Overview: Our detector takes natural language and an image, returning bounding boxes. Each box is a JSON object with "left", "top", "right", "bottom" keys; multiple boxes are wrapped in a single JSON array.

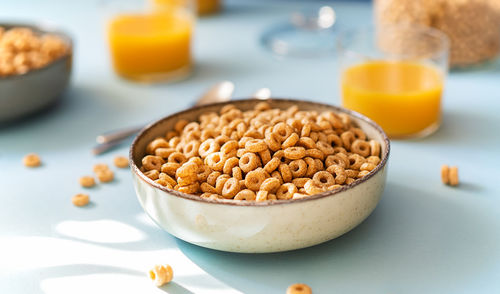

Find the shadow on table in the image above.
[{"left": 177, "top": 182, "right": 499, "bottom": 293}]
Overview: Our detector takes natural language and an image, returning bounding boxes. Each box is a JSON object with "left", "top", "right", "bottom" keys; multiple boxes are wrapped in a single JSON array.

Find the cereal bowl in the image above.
[
  {"left": 0, "top": 22, "right": 72, "bottom": 123},
  {"left": 130, "top": 99, "right": 390, "bottom": 253}
]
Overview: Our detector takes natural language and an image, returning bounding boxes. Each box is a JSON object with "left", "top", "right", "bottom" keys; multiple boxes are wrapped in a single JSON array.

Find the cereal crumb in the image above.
[
  {"left": 96, "top": 169, "right": 114, "bottom": 183},
  {"left": 114, "top": 156, "right": 129, "bottom": 168},
  {"left": 23, "top": 153, "right": 41, "bottom": 167},
  {"left": 93, "top": 163, "right": 109, "bottom": 173},
  {"left": 79, "top": 176, "right": 95, "bottom": 188},
  {"left": 72, "top": 193, "right": 90, "bottom": 207},
  {"left": 441, "top": 164, "right": 459, "bottom": 187},
  {"left": 287, "top": 283, "right": 312, "bottom": 294},
  {"left": 149, "top": 264, "right": 173, "bottom": 287}
]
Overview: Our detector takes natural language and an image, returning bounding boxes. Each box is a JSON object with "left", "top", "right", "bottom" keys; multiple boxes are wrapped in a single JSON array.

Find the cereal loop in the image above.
[
  {"left": 289, "top": 159, "right": 307, "bottom": 178},
  {"left": 205, "top": 152, "right": 225, "bottom": 171},
  {"left": 260, "top": 177, "right": 281, "bottom": 192},
  {"left": 276, "top": 183, "right": 297, "bottom": 200},
  {"left": 222, "top": 178, "right": 240, "bottom": 199},
  {"left": 351, "top": 140, "right": 371, "bottom": 157},
  {"left": 313, "top": 171, "right": 335, "bottom": 186},
  {"left": 142, "top": 155, "right": 165, "bottom": 171},
  {"left": 149, "top": 264, "right": 173, "bottom": 287},
  {"left": 245, "top": 170, "right": 266, "bottom": 191},
  {"left": 168, "top": 152, "right": 187, "bottom": 165},
  {"left": 279, "top": 163, "right": 293, "bottom": 183},
  {"left": 72, "top": 193, "right": 90, "bottom": 207},
  {"left": 239, "top": 152, "right": 261, "bottom": 173},
  {"left": 234, "top": 189, "right": 256, "bottom": 201},
  {"left": 326, "top": 165, "right": 347, "bottom": 184},
  {"left": 245, "top": 139, "right": 267, "bottom": 152},
  {"left": 287, "top": 283, "right": 312, "bottom": 294},
  {"left": 23, "top": 153, "right": 41, "bottom": 167},
  {"left": 284, "top": 147, "right": 306, "bottom": 160}
]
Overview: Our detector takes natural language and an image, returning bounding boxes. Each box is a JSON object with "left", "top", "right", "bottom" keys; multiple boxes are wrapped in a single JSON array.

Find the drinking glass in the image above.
[{"left": 339, "top": 25, "right": 449, "bottom": 139}]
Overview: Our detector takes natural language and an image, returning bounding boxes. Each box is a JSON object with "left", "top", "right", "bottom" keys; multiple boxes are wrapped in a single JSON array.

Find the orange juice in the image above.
[
  {"left": 108, "top": 11, "right": 193, "bottom": 82},
  {"left": 341, "top": 61, "right": 443, "bottom": 138}
]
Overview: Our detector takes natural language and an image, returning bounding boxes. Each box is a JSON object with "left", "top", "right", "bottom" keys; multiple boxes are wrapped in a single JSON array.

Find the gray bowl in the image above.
[{"left": 0, "top": 23, "right": 72, "bottom": 123}]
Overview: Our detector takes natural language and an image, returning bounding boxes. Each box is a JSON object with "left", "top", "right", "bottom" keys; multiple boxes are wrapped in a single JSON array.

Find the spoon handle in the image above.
[{"left": 96, "top": 125, "right": 144, "bottom": 144}]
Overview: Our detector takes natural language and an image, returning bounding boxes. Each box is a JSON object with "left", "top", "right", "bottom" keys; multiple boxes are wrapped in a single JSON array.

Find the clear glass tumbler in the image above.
[
  {"left": 338, "top": 25, "right": 449, "bottom": 139},
  {"left": 105, "top": 0, "right": 195, "bottom": 83}
]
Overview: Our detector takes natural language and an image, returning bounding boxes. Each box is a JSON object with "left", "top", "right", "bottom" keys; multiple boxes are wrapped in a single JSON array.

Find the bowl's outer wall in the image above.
[
  {"left": 0, "top": 23, "right": 72, "bottom": 123},
  {"left": 133, "top": 166, "right": 386, "bottom": 253},
  {"left": 131, "top": 99, "right": 390, "bottom": 253}
]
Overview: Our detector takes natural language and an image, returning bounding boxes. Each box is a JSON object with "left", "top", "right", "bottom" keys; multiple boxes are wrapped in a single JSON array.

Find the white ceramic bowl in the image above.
[{"left": 130, "top": 99, "right": 390, "bottom": 253}]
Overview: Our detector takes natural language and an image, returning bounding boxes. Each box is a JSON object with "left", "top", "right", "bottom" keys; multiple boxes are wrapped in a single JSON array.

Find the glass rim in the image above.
[{"left": 337, "top": 24, "right": 450, "bottom": 61}]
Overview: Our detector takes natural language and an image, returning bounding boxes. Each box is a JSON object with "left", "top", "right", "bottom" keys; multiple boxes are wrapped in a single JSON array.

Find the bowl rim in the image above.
[
  {"left": 0, "top": 21, "right": 73, "bottom": 81},
  {"left": 129, "top": 98, "right": 390, "bottom": 207}
]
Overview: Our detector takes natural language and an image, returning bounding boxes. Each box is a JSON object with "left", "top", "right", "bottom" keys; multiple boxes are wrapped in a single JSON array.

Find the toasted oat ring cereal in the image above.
[
  {"left": 276, "top": 183, "right": 298, "bottom": 200},
  {"left": 304, "top": 179, "right": 326, "bottom": 195},
  {"left": 279, "top": 163, "right": 293, "bottom": 183},
  {"left": 113, "top": 156, "right": 129, "bottom": 168},
  {"left": 326, "top": 165, "right": 347, "bottom": 184},
  {"left": 245, "top": 139, "right": 267, "bottom": 153},
  {"left": 79, "top": 176, "right": 95, "bottom": 188},
  {"left": 284, "top": 147, "right": 306, "bottom": 160},
  {"left": 149, "top": 264, "right": 173, "bottom": 287},
  {"left": 312, "top": 171, "right": 335, "bottom": 187},
  {"left": 245, "top": 169, "right": 266, "bottom": 191},
  {"left": 351, "top": 139, "right": 371, "bottom": 157},
  {"left": 142, "top": 155, "right": 165, "bottom": 171},
  {"left": 198, "top": 139, "right": 220, "bottom": 158},
  {"left": 289, "top": 159, "right": 307, "bottom": 178},
  {"left": 139, "top": 102, "right": 383, "bottom": 201},
  {"left": 287, "top": 283, "right": 312, "bottom": 294},
  {"left": 239, "top": 152, "right": 261, "bottom": 173},
  {"left": 72, "top": 193, "right": 90, "bottom": 207},
  {"left": 255, "top": 190, "right": 269, "bottom": 202},
  {"left": 222, "top": 177, "right": 240, "bottom": 198},
  {"left": 260, "top": 177, "right": 281, "bottom": 193},
  {"left": 96, "top": 169, "right": 114, "bottom": 183},
  {"left": 234, "top": 189, "right": 256, "bottom": 200},
  {"left": 325, "top": 153, "right": 349, "bottom": 169},
  {"left": 23, "top": 153, "right": 41, "bottom": 167}
]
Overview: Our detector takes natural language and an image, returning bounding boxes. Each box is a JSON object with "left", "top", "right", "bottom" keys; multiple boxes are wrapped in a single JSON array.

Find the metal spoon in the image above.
[{"left": 92, "top": 81, "right": 235, "bottom": 155}]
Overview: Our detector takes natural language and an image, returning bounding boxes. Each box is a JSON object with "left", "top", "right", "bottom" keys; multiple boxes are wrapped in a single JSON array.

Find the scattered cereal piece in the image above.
[
  {"left": 72, "top": 193, "right": 90, "bottom": 207},
  {"left": 93, "top": 163, "right": 109, "bottom": 173},
  {"left": 441, "top": 164, "right": 459, "bottom": 187},
  {"left": 79, "top": 176, "right": 95, "bottom": 188},
  {"left": 23, "top": 153, "right": 41, "bottom": 167},
  {"left": 149, "top": 264, "right": 173, "bottom": 287},
  {"left": 114, "top": 156, "right": 129, "bottom": 168},
  {"left": 287, "top": 283, "right": 312, "bottom": 294},
  {"left": 96, "top": 169, "right": 114, "bottom": 183}
]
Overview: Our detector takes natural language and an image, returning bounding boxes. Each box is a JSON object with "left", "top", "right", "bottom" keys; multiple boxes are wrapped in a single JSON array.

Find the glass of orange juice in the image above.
[
  {"left": 105, "top": 0, "right": 195, "bottom": 83},
  {"left": 339, "top": 25, "right": 450, "bottom": 139}
]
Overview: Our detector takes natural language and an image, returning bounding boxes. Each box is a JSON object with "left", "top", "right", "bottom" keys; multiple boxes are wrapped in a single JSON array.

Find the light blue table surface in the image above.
[{"left": 1, "top": 0, "right": 500, "bottom": 293}]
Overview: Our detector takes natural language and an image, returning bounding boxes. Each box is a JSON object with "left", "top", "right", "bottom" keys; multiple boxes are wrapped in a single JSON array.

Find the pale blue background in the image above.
[{"left": 1, "top": 0, "right": 500, "bottom": 293}]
